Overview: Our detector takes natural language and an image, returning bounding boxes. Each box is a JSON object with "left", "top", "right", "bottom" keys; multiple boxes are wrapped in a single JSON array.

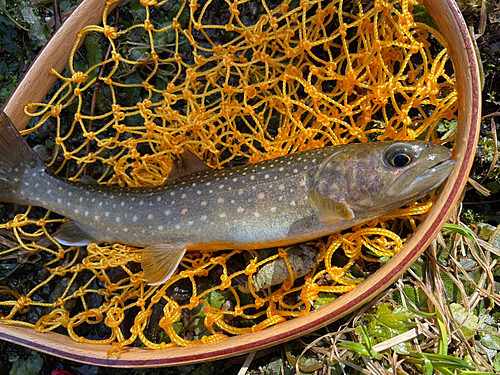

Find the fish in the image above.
[{"left": 0, "top": 111, "right": 456, "bottom": 285}]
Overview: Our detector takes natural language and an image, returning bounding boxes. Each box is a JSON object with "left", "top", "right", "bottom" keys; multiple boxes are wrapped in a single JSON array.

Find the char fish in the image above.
[{"left": 0, "top": 112, "right": 455, "bottom": 285}]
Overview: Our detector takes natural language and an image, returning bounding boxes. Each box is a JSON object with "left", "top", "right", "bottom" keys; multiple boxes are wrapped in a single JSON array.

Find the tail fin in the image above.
[{"left": 0, "top": 111, "right": 45, "bottom": 203}]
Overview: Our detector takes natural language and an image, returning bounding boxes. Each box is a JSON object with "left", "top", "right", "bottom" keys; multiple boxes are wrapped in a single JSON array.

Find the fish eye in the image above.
[{"left": 388, "top": 151, "right": 412, "bottom": 168}]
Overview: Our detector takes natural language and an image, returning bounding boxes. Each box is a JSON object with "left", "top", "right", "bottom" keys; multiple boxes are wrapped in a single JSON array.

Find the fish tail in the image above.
[{"left": 0, "top": 111, "right": 45, "bottom": 204}]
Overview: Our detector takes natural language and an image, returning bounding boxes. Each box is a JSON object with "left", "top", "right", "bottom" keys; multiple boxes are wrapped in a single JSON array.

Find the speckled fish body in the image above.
[{"left": 0, "top": 112, "right": 456, "bottom": 284}]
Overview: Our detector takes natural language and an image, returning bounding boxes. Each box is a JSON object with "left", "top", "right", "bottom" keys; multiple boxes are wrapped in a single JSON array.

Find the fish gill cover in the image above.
[{"left": 0, "top": 0, "right": 457, "bottom": 355}]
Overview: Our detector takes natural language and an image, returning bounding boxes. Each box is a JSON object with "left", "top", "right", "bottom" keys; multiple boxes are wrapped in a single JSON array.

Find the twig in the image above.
[
  {"left": 53, "top": 0, "right": 62, "bottom": 30},
  {"left": 237, "top": 351, "right": 257, "bottom": 375}
]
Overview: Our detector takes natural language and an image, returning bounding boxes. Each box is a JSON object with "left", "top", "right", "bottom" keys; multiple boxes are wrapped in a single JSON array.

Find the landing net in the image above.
[{"left": 0, "top": 0, "right": 457, "bottom": 355}]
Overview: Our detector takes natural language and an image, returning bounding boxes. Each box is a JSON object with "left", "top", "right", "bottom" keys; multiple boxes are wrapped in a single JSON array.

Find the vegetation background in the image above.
[{"left": 0, "top": 0, "right": 500, "bottom": 374}]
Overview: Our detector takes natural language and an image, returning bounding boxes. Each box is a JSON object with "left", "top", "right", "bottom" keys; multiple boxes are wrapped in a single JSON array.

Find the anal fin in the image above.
[
  {"left": 141, "top": 244, "right": 186, "bottom": 285},
  {"left": 53, "top": 221, "right": 98, "bottom": 246}
]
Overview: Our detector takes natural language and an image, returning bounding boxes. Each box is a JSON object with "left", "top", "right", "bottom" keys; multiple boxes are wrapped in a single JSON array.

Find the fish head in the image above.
[{"left": 313, "top": 141, "right": 456, "bottom": 217}]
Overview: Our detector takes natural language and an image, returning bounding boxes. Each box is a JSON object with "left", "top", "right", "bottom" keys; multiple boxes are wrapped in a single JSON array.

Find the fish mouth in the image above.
[
  {"left": 414, "top": 159, "right": 456, "bottom": 186},
  {"left": 402, "top": 158, "right": 456, "bottom": 199}
]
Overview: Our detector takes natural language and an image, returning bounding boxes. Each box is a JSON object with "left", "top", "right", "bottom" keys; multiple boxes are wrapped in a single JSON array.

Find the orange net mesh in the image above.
[{"left": 0, "top": 0, "right": 456, "bottom": 355}]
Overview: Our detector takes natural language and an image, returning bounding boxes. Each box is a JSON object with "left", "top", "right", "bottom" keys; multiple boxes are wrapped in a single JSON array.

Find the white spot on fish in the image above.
[
  {"left": 140, "top": 200, "right": 144, "bottom": 205},
  {"left": 197, "top": 190, "right": 202, "bottom": 195},
  {"left": 219, "top": 184, "right": 224, "bottom": 189},
  {"left": 264, "top": 174, "right": 269, "bottom": 179},
  {"left": 164, "top": 210, "right": 171, "bottom": 216},
  {"left": 293, "top": 169, "right": 298, "bottom": 173},
  {"left": 148, "top": 214, "right": 154, "bottom": 219},
  {"left": 270, "top": 207, "right": 277, "bottom": 212},
  {"left": 35, "top": 183, "right": 39, "bottom": 188},
  {"left": 237, "top": 207, "right": 244, "bottom": 213},
  {"left": 158, "top": 225, "right": 164, "bottom": 230},
  {"left": 278, "top": 196, "right": 283, "bottom": 201},
  {"left": 105, "top": 212, "right": 110, "bottom": 217},
  {"left": 254, "top": 212, "right": 260, "bottom": 218},
  {"left": 157, "top": 197, "right": 162, "bottom": 202},
  {"left": 175, "top": 224, "right": 180, "bottom": 230},
  {"left": 133, "top": 215, "right": 138, "bottom": 222},
  {"left": 123, "top": 228, "right": 128, "bottom": 232},
  {"left": 233, "top": 177, "right": 238, "bottom": 182},
  {"left": 290, "top": 201, "right": 296, "bottom": 206},
  {"left": 94, "top": 215, "right": 99, "bottom": 220},
  {"left": 121, "top": 201, "right": 125, "bottom": 206},
  {"left": 58, "top": 187, "right": 62, "bottom": 191},
  {"left": 24, "top": 182, "right": 30, "bottom": 187},
  {"left": 47, "top": 189, "right": 51, "bottom": 194},
  {"left": 182, "top": 193, "right": 187, "bottom": 199},
  {"left": 279, "top": 184, "right": 285, "bottom": 190},
  {"left": 75, "top": 209, "right": 79, "bottom": 213},
  {"left": 206, "top": 182, "right": 211, "bottom": 186},
  {"left": 99, "top": 202, "right": 103, "bottom": 207},
  {"left": 300, "top": 179, "right": 306, "bottom": 187},
  {"left": 170, "top": 191, "right": 175, "bottom": 196},
  {"left": 250, "top": 176, "right": 255, "bottom": 181},
  {"left": 201, "top": 215, "right": 207, "bottom": 220},
  {"left": 116, "top": 217, "right": 121, "bottom": 222},
  {"left": 219, "top": 213, "right": 226, "bottom": 218},
  {"left": 238, "top": 189, "right": 244, "bottom": 195},
  {"left": 188, "top": 221, "right": 194, "bottom": 225},
  {"left": 85, "top": 211, "right": 89, "bottom": 216}
]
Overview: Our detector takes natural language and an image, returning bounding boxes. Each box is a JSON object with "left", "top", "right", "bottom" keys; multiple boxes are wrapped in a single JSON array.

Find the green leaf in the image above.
[
  {"left": 443, "top": 223, "right": 478, "bottom": 241},
  {"left": 9, "top": 351, "right": 44, "bottom": 375},
  {"left": 363, "top": 303, "right": 416, "bottom": 340},
  {"left": 204, "top": 289, "right": 232, "bottom": 310},
  {"left": 337, "top": 342, "right": 371, "bottom": 356},
  {"left": 450, "top": 303, "right": 479, "bottom": 340},
  {"left": 19, "top": 1, "right": 49, "bottom": 48},
  {"left": 313, "top": 292, "right": 337, "bottom": 308},
  {"left": 83, "top": 33, "right": 103, "bottom": 80},
  {"left": 407, "top": 307, "right": 435, "bottom": 319},
  {"left": 408, "top": 351, "right": 474, "bottom": 370},
  {"left": 479, "top": 313, "right": 500, "bottom": 350}
]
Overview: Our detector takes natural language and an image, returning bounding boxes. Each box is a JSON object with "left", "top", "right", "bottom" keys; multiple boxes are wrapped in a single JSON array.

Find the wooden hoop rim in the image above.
[{"left": 1, "top": 0, "right": 481, "bottom": 368}]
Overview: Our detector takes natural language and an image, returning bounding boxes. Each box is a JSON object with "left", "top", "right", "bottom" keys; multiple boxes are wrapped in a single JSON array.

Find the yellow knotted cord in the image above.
[{"left": 0, "top": 0, "right": 456, "bottom": 355}]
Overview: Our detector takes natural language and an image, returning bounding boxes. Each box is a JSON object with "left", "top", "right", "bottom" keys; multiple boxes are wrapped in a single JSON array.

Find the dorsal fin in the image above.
[{"left": 166, "top": 148, "right": 212, "bottom": 182}]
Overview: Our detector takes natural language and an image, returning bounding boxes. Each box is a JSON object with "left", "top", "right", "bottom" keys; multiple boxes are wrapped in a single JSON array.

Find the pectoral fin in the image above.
[
  {"left": 141, "top": 244, "right": 187, "bottom": 285},
  {"left": 307, "top": 189, "right": 354, "bottom": 223},
  {"left": 53, "top": 221, "right": 98, "bottom": 246}
]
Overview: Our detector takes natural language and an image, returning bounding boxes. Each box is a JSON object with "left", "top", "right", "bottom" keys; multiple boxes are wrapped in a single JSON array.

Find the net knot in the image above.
[
  {"left": 50, "top": 104, "right": 63, "bottom": 117},
  {"left": 71, "top": 71, "right": 88, "bottom": 83},
  {"left": 104, "top": 26, "right": 117, "bottom": 39},
  {"left": 105, "top": 307, "right": 125, "bottom": 328}
]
